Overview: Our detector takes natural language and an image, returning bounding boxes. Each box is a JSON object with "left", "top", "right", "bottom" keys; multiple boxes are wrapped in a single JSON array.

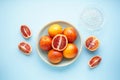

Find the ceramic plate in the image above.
[{"left": 37, "top": 21, "right": 82, "bottom": 67}]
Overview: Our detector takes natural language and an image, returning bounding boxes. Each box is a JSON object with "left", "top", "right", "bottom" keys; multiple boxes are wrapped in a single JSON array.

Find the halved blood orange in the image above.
[
  {"left": 85, "top": 36, "right": 100, "bottom": 51},
  {"left": 88, "top": 55, "right": 102, "bottom": 68},
  {"left": 20, "top": 25, "right": 32, "bottom": 39},
  {"left": 18, "top": 42, "right": 32, "bottom": 55},
  {"left": 52, "top": 34, "right": 68, "bottom": 51}
]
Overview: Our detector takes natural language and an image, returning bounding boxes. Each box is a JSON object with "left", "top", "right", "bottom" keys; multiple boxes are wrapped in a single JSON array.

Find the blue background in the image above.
[{"left": 0, "top": 0, "right": 120, "bottom": 80}]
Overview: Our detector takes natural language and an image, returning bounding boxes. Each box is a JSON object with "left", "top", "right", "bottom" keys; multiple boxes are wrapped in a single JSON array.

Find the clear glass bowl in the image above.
[{"left": 80, "top": 7, "right": 104, "bottom": 31}]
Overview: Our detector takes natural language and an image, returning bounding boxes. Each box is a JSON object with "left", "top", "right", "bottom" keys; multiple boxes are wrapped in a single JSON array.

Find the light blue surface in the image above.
[{"left": 0, "top": 0, "right": 120, "bottom": 80}]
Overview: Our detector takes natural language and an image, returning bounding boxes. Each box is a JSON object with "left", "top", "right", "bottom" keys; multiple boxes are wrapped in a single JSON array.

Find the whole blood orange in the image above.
[
  {"left": 52, "top": 34, "right": 68, "bottom": 51},
  {"left": 39, "top": 35, "right": 52, "bottom": 51},
  {"left": 48, "top": 24, "right": 63, "bottom": 37},
  {"left": 48, "top": 49, "right": 63, "bottom": 64},
  {"left": 63, "top": 27, "right": 77, "bottom": 43},
  {"left": 85, "top": 36, "right": 100, "bottom": 51},
  {"left": 63, "top": 43, "right": 78, "bottom": 59}
]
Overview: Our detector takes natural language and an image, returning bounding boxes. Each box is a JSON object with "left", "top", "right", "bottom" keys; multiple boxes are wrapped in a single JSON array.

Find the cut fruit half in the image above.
[
  {"left": 88, "top": 55, "right": 102, "bottom": 68},
  {"left": 85, "top": 36, "right": 100, "bottom": 51},
  {"left": 20, "top": 25, "right": 32, "bottom": 39},
  {"left": 18, "top": 41, "right": 32, "bottom": 55},
  {"left": 52, "top": 34, "right": 68, "bottom": 51}
]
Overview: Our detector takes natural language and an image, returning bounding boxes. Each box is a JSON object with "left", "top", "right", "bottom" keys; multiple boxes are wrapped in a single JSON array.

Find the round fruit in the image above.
[
  {"left": 63, "top": 43, "right": 78, "bottom": 59},
  {"left": 88, "top": 56, "right": 102, "bottom": 68},
  {"left": 52, "top": 34, "right": 68, "bottom": 51},
  {"left": 63, "top": 27, "right": 77, "bottom": 43},
  {"left": 48, "top": 24, "right": 63, "bottom": 37},
  {"left": 18, "top": 41, "right": 32, "bottom": 55},
  {"left": 20, "top": 25, "right": 32, "bottom": 39},
  {"left": 39, "top": 35, "right": 52, "bottom": 51},
  {"left": 85, "top": 36, "right": 100, "bottom": 51},
  {"left": 48, "top": 49, "right": 63, "bottom": 64}
]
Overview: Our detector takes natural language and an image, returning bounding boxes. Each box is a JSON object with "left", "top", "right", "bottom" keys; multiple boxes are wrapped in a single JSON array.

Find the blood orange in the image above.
[
  {"left": 63, "top": 27, "right": 77, "bottom": 43},
  {"left": 48, "top": 24, "right": 63, "bottom": 37},
  {"left": 39, "top": 35, "right": 52, "bottom": 51},
  {"left": 52, "top": 34, "right": 68, "bottom": 51},
  {"left": 88, "top": 55, "right": 102, "bottom": 68},
  {"left": 63, "top": 43, "right": 78, "bottom": 59},
  {"left": 48, "top": 49, "right": 63, "bottom": 64},
  {"left": 85, "top": 36, "right": 100, "bottom": 51},
  {"left": 20, "top": 25, "right": 32, "bottom": 39},
  {"left": 18, "top": 42, "right": 32, "bottom": 55}
]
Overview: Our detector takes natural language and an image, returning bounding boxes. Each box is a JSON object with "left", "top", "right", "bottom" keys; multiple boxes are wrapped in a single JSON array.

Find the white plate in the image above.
[{"left": 37, "top": 21, "right": 82, "bottom": 67}]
